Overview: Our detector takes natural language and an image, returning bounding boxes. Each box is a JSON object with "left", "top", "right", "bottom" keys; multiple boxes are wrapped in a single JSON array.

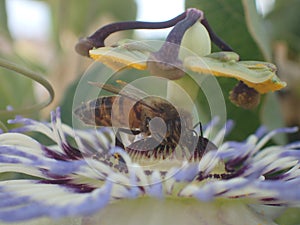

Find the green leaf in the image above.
[
  {"left": 261, "top": 92, "right": 286, "bottom": 145},
  {"left": 266, "top": 0, "right": 300, "bottom": 54},
  {"left": 242, "top": 0, "right": 272, "bottom": 61},
  {"left": 59, "top": 79, "right": 79, "bottom": 126},
  {"left": 0, "top": 0, "right": 12, "bottom": 39},
  {"left": 276, "top": 208, "right": 300, "bottom": 225}
]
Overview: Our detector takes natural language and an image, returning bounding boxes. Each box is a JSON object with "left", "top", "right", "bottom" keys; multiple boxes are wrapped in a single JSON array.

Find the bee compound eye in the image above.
[{"left": 148, "top": 117, "right": 167, "bottom": 140}]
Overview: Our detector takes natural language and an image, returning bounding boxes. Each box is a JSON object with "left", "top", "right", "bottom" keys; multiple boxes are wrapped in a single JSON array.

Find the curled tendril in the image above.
[{"left": 0, "top": 58, "right": 55, "bottom": 117}]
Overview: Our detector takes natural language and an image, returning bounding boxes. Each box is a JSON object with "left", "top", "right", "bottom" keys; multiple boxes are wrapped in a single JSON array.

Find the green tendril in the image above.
[{"left": 0, "top": 58, "right": 55, "bottom": 116}]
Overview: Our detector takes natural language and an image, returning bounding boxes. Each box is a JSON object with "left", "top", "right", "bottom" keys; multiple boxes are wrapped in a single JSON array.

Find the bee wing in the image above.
[
  {"left": 88, "top": 81, "right": 159, "bottom": 112},
  {"left": 88, "top": 80, "right": 148, "bottom": 100},
  {"left": 126, "top": 137, "right": 160, "bottom": 151},
  {"left": 126, "top": 137, "right": 163, "bottom": 156},
  {"left": 116, "top": 80, "right": 150, "bottom": 99}
]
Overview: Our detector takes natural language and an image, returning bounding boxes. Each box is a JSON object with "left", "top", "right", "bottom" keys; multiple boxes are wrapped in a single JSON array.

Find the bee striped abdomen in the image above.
[
  {"left": 74, "top": 96, "right": 116, "bottom": 126},
  {"left": 74, "top": 96, "right": 144, "bottom": 129}
]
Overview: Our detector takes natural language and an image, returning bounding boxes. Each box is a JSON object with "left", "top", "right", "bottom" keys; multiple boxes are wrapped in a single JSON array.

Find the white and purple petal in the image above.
[{"left": 0, "top": 180, "right": 112, "bottom": 222}]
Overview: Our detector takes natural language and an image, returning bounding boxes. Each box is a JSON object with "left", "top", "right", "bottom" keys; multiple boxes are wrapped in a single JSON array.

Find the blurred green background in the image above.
[{"left": 0, "top": 1, "right": 300, "bottom": 223}]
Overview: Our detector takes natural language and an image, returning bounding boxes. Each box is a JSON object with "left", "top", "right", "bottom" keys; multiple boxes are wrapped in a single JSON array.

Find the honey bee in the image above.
[{"left": 74, "top": 80, "right": 217, "bottom": 160}]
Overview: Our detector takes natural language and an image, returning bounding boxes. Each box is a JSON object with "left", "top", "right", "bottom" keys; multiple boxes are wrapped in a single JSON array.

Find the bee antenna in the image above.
[
  {"left": 193, "top": 122, "right": 199, "bottom": 129},
  {"left": 200, "top": 122, "right": 203, "bottom": 138},
  {"left": 192, "top": 121, "right": 204, "bottom": 137}
]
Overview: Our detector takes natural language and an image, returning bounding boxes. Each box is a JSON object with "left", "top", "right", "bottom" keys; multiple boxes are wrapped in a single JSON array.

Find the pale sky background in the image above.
[{"left": 6, "top": 0, "right": 274, "bottom": 40}]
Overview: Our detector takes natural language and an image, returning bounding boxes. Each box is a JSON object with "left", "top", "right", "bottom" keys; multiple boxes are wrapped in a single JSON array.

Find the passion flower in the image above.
[{"left": 0, "top": 108, "right": 300, "bottom": 225}]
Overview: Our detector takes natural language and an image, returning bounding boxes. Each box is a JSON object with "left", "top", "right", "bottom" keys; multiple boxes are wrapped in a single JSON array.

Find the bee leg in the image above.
[
  {"left": 115, "top": 130, "right": 125, "bottom": 150},
  {"left": 115, "top": 128, "right": 141, "bottom": 149},
  {"left": 117, "top": 127, "right": 141, "bottom": 135},
  {"left": 113, "top": 130, "right": 129, "bottom": 171}
]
